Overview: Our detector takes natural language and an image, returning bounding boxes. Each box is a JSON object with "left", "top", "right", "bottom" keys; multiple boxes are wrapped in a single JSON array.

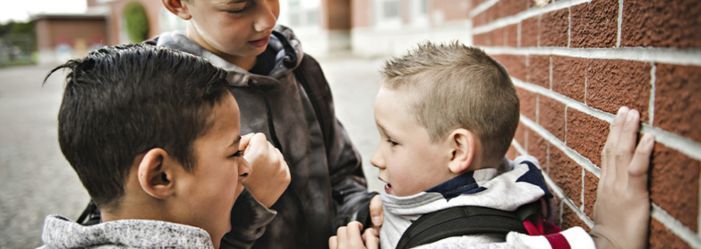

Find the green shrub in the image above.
[{"left": 123, "top": 2, "right": 150, "bottom": 43}]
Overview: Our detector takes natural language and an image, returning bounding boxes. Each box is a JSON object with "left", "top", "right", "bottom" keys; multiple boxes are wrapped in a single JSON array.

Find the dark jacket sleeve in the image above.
[
  {"left": 295, "top": 54, "right": 377, "bottom": 229},
  {"left": 329, "top": 119, "right": 378, "bottom": 229},
  {"left": 220, "top": 190, "right": 277, "bottom": 249}
]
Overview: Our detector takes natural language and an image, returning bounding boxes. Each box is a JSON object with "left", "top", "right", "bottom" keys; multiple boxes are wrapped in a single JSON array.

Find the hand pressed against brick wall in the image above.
[{"left": 473, "top": 0, "right": 701, "bottom": 247}]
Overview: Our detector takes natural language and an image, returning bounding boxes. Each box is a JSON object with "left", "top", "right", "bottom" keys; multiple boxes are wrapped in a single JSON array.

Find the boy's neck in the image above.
[
  {"left": 220, "top": 53, "right": 257, "bottom": 71},
  {"left": 469, "top": 157, "right": 505, "bottom": 171},
  {"left": 185, "top": 26, "right": 257, "bottom": 71},
  {"left": 100, "top": 199, "right": 171, "bottom": 223}
]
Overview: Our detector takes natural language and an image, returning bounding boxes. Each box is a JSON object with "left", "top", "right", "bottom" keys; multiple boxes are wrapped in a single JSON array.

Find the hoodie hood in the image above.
[
  {"left": 40, "top": 215, "right": 214, "bottom": 249},
  {"left": 380, "top": 156, "right": 550, "bottom": 249},
  {"left": 381, "top": 155, "right": 549, "bottom": 216},
  {"left": 156, "top": 25, "right": 304, "bottom": 86}
]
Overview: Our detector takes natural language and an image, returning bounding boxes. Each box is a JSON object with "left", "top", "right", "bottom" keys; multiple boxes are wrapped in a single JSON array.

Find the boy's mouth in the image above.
[
  {"left": 248, "top": 36, "right": 270, "bottom": 48},
  {"left": 378, "top": 177, "right": 392, "bottom": 194}
]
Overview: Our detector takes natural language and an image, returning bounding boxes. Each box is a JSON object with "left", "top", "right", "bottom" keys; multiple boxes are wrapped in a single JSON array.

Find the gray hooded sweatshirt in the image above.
[{"left": 39, "top": 215, "right": 214, "bottom": 248}]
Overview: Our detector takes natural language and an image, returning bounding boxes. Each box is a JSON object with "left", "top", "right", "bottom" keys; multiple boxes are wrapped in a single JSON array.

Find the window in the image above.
[{"left": 383, "top": 0, "right": 400, "bottom": 18}]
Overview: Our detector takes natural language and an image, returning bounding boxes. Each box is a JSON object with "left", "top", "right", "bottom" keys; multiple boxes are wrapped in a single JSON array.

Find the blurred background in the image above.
[{"left": 0, "top": 0, "right": 472, "bottom": 247}]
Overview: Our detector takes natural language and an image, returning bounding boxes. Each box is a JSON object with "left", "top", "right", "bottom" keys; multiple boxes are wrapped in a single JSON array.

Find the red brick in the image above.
[
  {"left": 548, "top": 148, "right": 581, "bottom": 207},
  {"left": 552, "top": 56, "right": 588, "bottom": 101},
  {"left": 473, "top": 10, "right": 489, "bottom": 27},
  {"left": 499, "top": 0, "right": 528, "bottom": 18},
  {"left": 570, "top": 0, "right": 617, "bottom": 48},
  {"left": 504, "top": 24, "right": 518, "bottom": 47},
  {"left": 561, "top": 204, "right": 589, "bottom": 231},
  {"left": 473, "top": 32, "right": 491, "bottom": 46},
  {"left": 539, "top": 97, "right": 565, "bottom": 142},
  {"left": 526, "top": 128, "right": 549, "bottom": 172},
  {"left": 539, "top": 9, "right": 569, "bottom": 47},
  {"left": 566, "top": 109, "right": 609, "bottom": 166},
  {"left": 507, "top": 146, "right": 517, "bottom": 160},
  {"left": 491, "top": 28, "right": 504, "bottom": 47},
  {"left": 491, "top": 0, "right": 507, "bottom": 20},
  {"left": 622, "top": 1, "right": 701, "bottom": 48},
  {"left": 654, "top": 64, "right": 701, "bottom": 143},
  {"left": 485, "top": 6, "right": 499, "bottom": 26},
  {"left": 526, "top": 55, "right": 550, "bottom": 87},
  {"left": 517, "top": 88, "right": 536, "bottom": 121},
  {"left": 473, "top": 3, "right": 498, "bottom": 28},
  {"left": 650, "top": 143, "right": 700, "bottom": 230},
  {"left": 586, "top": 59, "right": 651, "bottom": 121},
  {"left": 492, "top": 54, "right": 526, "bottom": 80},
  {"left": 582, "top": 171, "right": 598, "bottom": 218},
  {"left": 649, "top": 219, "right": 692, "bottom": 249},
  {"left": 520, "top": 16, "right": 538, "bottom": 47}
]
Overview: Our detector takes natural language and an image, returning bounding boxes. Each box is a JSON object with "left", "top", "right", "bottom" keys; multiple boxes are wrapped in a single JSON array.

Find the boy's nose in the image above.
[
  {"left": 253, "top": 1, "right": 278, "bottom": 32},
  {"left": 370, "top": 151, "right": 385, "bottom": 169}
]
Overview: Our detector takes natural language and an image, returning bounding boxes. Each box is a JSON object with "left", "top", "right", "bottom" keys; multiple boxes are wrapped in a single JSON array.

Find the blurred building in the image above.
[
  {"left": 279, "top": 0, "right": 472, "bottom": 57},
  {"left": 85, "top": 0, "right": 184, "bottom": 45},
  {"left": 33, "top": 13, "right": 107, "bottom": 64},
  {"left": 34, "top": 0, "right": 185, "bottom": 64},
  {"left": 34, "top": 0, "right": 473, "bottom": 63}
]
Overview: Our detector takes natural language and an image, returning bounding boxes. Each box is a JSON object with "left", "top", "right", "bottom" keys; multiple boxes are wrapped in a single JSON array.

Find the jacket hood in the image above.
[
  {"left": 381, "top": 155, "right": 549, "bottom": 216},
  {"left": 379, "top": 156, "right": 550, "bottom": 249},
  {"left": 156, "top": 25, "right": 304, "bottom": 87},
  {"left": 40, "top": 215, "right": 214, "bottom": 249}
]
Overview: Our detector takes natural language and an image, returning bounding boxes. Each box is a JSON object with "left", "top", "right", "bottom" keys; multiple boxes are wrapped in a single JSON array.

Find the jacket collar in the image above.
[
  {"left": 381, "top": 156, "right": 548, "bottom": 216},
  {"left": 41, "top": 215, "right": 214, "bottom": 248},
  {"left": 156, "top": 25, "right": 304, "bottom": 87}
]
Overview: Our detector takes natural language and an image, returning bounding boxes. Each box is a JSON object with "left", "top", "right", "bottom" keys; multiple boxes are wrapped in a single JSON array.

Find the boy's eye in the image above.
[
  {"left": 226, "top": 1, "right": 252, "bottom": 14},
  {"left": 386, "top": 139, "right": 399, "bottom": 146},
  {"left": 230, "top": 150, "right": 243, "bottom": 158}
]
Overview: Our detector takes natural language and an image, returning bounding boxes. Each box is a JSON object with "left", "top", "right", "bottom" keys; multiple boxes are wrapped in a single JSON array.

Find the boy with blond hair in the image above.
[{"left": 330, "top": 42, "right": 654, "bottom": 249}]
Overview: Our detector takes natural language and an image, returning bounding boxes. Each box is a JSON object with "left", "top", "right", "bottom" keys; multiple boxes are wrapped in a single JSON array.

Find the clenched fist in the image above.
[{"left": 240, "top": 133, "right": 291, "bottom": 208}]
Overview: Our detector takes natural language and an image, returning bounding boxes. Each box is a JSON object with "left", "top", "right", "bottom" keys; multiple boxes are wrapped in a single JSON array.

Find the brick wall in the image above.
[{"left": 467, "top": 0, "right": 701, "bottom": 248}]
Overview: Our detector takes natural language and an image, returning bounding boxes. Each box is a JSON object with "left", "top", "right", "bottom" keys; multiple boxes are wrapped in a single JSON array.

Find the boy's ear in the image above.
[
  {"left": 162, "top": 0, "right": 192, "bottom": 20},
  {"left": 446, "top": 129, "right": 477, "bottom": 174},
  {"left": 137, "top": 148, "right": 176, "bottom": 200}
]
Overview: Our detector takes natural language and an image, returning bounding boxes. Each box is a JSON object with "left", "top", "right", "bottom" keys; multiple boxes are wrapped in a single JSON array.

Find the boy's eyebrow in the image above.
[
  {"left": 230, "top": 135, "right": 242, "bottom": 147},
  {"left": 376, "top": 121, "right": 396, "bottom": 138}
]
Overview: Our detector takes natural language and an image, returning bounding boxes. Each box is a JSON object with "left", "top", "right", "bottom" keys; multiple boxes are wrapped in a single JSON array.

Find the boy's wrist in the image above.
[{"left": 591, "top": 225, "right": 622, "bottom": 249}]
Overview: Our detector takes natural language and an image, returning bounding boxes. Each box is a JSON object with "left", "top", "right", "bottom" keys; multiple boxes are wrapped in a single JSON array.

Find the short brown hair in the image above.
[
  {"left": 380, "top": 42, "right": 519, "bottom": 163},
  {"left": 46, "top": 44, "right": 230, "bottom": 208}
]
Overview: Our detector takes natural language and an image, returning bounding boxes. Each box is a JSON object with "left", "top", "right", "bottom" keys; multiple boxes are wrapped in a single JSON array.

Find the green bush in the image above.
[{"left": 123, "top": 2, "right": 150, "bottom": 43}]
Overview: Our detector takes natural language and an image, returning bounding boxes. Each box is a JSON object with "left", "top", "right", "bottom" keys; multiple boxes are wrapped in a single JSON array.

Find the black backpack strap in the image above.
[
  {"left": 395, "top": 204, "right": 535, "bottom": 249},
  {"left": 77, "top": 200, "right": 101, "bottom": 226}
]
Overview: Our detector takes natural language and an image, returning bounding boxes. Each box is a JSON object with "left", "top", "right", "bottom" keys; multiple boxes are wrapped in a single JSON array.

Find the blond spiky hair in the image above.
[{"left": 380, "top": 41, "right": 519, "bottom": 163}]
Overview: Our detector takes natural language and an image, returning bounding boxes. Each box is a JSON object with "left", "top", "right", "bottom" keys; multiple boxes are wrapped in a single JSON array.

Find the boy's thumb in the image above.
[{"left": 369, "top": 195, "right": 383, "bottom": 228}]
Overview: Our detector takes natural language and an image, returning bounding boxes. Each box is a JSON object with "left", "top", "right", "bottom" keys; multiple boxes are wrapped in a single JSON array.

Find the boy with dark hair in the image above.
[
  {"left": 40, "top": 43, "right": 289, "bottom": 249},
  {"left": 157, "top": 1, "right": 381, "bottom": 248},
  {"left": 330, "top": 42, "right": 654, "bottom": 249}
]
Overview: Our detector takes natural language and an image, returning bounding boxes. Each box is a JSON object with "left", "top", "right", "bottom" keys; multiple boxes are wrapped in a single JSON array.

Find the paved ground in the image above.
[
  {"left": 0, "top": 65, "right": 89, "bottom": 248},
  {"left": 0, "top": 55, "right": 387, "bottom": 248}
]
